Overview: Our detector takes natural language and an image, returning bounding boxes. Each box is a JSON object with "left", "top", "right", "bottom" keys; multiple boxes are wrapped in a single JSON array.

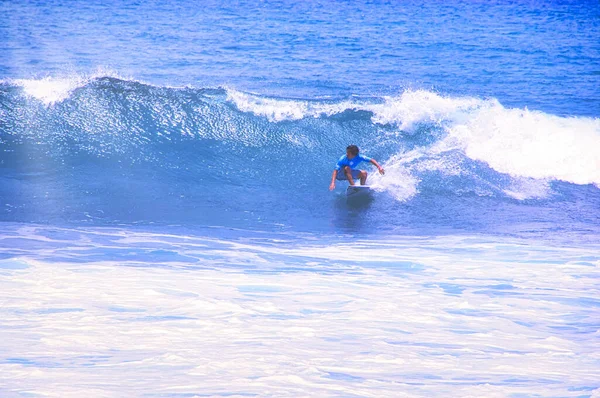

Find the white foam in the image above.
[
  {"left": 367, "top": 91, "right": 600, "bottom": 186},
  {"left": 371, "top": 92, "right": 600, "bottom": 193},
  {"left": 448, "top": 106, "right": 600, "bottom": 186},
  {"left": 226, "top": 88, "right": 485, "bottom": 127},
  {"left": 14, "top": 75, "right": 88, "bottom": 106},
  {"left": 369, "top": 153, "right": 420, "bottom": 201},
  {"left": 366, "top": 89, "right": 486, "bottom": 130},
  {"left": 0, "top": 226, "right": 599, "bottom": 396},
  {"left": 225, "top": 88, "right": 358, "bottom": 122},
  {"left": 10, "top": 68, "right": 129, "bottom": 106}
]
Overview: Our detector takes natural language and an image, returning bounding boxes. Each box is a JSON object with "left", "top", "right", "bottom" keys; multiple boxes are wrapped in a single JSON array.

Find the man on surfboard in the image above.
[{"left": 329, "top": 145, "right": 385, "bottom": 190}]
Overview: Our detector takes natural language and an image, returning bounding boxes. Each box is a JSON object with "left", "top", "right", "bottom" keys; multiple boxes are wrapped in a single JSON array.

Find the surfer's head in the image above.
[{"left": 346, "top": 145, "right": 359, "bottom": 159}]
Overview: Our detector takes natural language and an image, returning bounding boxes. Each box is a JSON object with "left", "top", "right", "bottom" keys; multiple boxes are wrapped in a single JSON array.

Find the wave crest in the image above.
[{"left": 2, "top": 75, "right": 599, "bottom": 197}]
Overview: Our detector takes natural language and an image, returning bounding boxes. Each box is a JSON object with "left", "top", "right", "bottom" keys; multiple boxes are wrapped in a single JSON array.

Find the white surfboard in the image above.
[{"left": 346, "top": 185, "right": 373, "bottom": 199}]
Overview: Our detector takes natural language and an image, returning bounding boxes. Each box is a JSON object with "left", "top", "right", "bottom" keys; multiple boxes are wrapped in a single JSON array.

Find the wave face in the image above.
[{"left": 1, "top": 76, "right": 599, "bottom": 235}]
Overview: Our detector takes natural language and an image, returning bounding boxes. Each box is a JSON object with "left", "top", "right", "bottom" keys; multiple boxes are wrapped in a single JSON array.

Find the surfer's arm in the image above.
[
  {"left": 329, "top": 169, "right": 338, "bottom": 191},
  {"left": 370, "top": 159, "right": 385, "bottom": 175}
]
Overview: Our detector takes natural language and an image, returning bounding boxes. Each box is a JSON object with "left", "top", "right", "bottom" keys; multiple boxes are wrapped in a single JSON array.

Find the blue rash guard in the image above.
[
  {"left": 335, "top": 154, "right": 372, "bottom": 170},
  {"left": 335, "top": 154, "right": 372, "bottom": 180}
]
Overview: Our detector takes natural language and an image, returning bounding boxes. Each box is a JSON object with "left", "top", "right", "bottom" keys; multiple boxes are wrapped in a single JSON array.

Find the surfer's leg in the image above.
[
  {"left": 343, "top": 166, "right": 355, "bottom": 185},
  {"left": 360, "top": 170, "right": 368, "bottom": 185}
]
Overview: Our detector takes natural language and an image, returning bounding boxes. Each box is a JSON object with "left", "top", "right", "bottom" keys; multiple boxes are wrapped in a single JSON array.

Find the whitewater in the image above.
[{"left": 1, "top": 0, "right": 600, "bottom": 396}]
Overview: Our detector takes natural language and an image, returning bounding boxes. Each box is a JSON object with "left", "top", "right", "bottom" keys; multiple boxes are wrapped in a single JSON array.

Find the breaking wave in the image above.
[{"left": 1, "top": 75, "right": 598, "bottom": 230}]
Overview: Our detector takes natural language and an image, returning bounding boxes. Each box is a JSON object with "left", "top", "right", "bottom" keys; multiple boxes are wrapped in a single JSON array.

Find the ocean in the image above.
[{"left": 1, "top": 0, "right": 599, "bottom": 396}]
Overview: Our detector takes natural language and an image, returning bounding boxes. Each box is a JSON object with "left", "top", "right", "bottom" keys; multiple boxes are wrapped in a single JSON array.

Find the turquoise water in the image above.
[{"left": 1, "top": 0, "right": 599, "bottom": 396}]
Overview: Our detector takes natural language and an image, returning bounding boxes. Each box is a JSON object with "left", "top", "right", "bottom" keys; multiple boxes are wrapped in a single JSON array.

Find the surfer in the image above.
[{"left": 329, "top": 145, "right": 385, "bottom": 191}]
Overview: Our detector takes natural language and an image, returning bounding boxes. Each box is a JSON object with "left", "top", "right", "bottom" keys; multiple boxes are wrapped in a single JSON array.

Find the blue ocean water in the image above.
[{"left": 1, "top": 0, "right": 599, "bottom": 396}]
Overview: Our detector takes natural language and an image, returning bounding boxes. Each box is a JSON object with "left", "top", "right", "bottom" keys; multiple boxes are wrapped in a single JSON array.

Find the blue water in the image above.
[{"left": 1, "top": 1, "right": 599, "bottom": 396}]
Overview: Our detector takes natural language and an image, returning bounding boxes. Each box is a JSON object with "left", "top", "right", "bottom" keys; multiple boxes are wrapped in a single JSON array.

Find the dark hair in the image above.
[{"left": 346, "top": 145, "right": 359, "bottom": 155}]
